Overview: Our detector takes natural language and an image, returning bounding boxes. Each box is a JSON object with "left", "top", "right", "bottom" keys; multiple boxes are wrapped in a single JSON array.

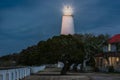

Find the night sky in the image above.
[{"left": 0, "top": 0, "right": 120, "bottom": 56}]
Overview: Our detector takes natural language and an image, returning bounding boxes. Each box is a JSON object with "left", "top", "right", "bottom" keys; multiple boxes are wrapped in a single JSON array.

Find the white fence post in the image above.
[
  {"left": 0, "top": 70, "right": 7, "bottom": 80},
  {"left": 8, "top": 71, "right": 11, "bottom": 80},
  {"left": 3, "top": 71, "right": 6, "bottom": 80}
]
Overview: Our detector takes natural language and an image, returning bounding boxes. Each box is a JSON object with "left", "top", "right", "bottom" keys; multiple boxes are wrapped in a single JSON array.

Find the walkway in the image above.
[{"left": 22, "top": 68, "right": 120, "bottom": 80}]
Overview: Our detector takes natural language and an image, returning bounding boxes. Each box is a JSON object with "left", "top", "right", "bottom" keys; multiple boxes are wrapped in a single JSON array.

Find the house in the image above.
[{"left": 95, "top": 34, "right": 120, "bottom": 72}]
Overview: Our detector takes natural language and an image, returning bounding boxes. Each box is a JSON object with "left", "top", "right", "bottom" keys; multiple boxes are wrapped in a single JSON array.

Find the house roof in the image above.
[{"left": 108, "top": 34, "right": 120, "bottom": 44}]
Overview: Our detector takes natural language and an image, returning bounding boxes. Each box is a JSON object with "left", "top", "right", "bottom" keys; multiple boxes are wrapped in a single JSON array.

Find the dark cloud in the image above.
[
  {"left": 0, "top": 0, "right": 39, "bottom": 9},
  {"left": 0, "top": 0, "right": 120, "bottom": 56}
]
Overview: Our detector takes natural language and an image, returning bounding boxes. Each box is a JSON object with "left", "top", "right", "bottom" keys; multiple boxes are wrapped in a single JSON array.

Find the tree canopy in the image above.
[{"left": 0, "top": 34, "right": 109, "bottom": 74}]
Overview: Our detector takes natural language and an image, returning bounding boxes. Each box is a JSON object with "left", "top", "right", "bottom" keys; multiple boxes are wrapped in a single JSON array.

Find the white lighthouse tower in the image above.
[{"left": 61, "top": 6, "right": 75, "bottom": 35}]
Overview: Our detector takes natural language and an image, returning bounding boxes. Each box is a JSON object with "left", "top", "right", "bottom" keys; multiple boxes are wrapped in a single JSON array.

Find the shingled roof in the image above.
[{"left": 108, "top": 34, "right": 120, "bottom": 44}]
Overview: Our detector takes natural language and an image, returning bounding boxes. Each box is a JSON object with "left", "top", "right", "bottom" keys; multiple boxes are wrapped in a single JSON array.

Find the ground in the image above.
[{"left": 22, "top": 68, "right": 120, "bottom": 80}]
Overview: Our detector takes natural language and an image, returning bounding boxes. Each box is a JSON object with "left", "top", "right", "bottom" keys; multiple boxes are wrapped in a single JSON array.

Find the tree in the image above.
[
  {"left": 44, "top": 35, "right": 85, "bottom": 74},
  {"left": 74, "top": 34, "right": 109, "bottom": 71},
  {"left": 0, "top": 34, "right": 109, "bottom": 74}
]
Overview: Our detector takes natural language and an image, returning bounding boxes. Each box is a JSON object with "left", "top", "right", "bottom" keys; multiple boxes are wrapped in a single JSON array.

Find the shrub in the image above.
[{"left": 108, "top": 66, "right": 114, "bottom": 72}]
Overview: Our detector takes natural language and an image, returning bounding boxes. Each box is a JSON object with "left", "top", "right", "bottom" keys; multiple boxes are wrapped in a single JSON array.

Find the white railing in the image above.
[{"left": 0, "top": 65, "right": 45, "bottom": 80}]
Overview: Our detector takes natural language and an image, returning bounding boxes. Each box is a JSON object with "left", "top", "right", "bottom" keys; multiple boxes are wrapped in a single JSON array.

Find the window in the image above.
[{"left": 117, "top": 43, "right": 120, "bottom": 52}]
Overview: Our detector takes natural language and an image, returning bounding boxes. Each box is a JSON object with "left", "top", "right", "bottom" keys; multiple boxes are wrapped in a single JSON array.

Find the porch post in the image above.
[{"left": 108, "top": 44, "right": 111, "bottom": 52}]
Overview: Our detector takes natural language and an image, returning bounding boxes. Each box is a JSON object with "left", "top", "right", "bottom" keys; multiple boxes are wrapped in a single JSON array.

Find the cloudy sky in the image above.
[{"left": 0, "top": 0, "right": 120, "bottom": 56}]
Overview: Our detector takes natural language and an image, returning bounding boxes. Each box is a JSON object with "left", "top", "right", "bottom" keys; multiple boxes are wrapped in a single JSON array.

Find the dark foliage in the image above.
[{"left": 0, "top": 34, "right": 109, "bottom": 74}]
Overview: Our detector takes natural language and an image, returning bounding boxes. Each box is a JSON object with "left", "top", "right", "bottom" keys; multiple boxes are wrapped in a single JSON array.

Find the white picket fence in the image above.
[{"left": 0, "top": 65, "right": 46, "bottom": 80}]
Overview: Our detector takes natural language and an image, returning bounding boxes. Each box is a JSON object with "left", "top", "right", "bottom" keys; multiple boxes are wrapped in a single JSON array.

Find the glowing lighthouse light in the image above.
[
  {"left": 61, "top": 5, "right": 75, "bottom": 35},
  {"left": 63, "top": 6, "right": 73, "bottom": 16}
]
